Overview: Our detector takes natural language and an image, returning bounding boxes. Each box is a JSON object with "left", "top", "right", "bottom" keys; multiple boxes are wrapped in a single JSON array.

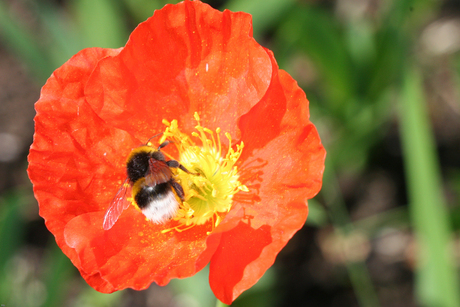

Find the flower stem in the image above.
[{"left": 215, "top": 299, "right": 229, "bottom": 307}]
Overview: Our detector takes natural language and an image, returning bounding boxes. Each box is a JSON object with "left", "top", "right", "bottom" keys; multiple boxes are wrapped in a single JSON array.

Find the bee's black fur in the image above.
[
  {"left": 135, "top": 182, "right": 172, "bottom": 209},
  {"left": 126, "top": 150, "right": 167, "bottom": 183}
]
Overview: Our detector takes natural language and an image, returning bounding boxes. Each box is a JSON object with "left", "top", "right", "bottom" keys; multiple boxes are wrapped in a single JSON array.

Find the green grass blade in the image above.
[
  {"left": 122, "top": 0, "right": 163, "bottom": 23},
  {"left": 0, "top": 192, "right": 24, "bottom": 272},
  {"left": 35, "top": 3, "right": 86, "bottom": 68},
  {"left": 305, "top": 198, "right": 327, "bottom": 227},
  {"left": 0, "top": 2, "right": 55, "bottom": 82},
  {"left": 170, "top": 265, "right": 215, "bottom": 307},
  {"left": 275, "top": 6, "right": 355, "bottom": 109},
  {"left": 41, "top": 243, "right": 76, "bottom": 307},
  {"left": 225, "top": 0, "right": 295, "bottom": 39},
  {"left": 0, "top": 192, "right": 25, "bottom": 302},
  {"left": 399, "top": 67, "right": 460, "bottom": 307},
  {"left": 71, "top": 285, "right": 123, "bottom": 307},
  {"left": 322, "top": 163, "right": 381, "bottom": 307},
  {"left": 72, "top": 0, "right": 129, "bottom": 48}
]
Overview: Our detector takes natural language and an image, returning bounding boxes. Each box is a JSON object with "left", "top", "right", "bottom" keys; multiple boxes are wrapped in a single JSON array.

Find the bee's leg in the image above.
[
  {"left": 166, "top": 159, "right": 180, "bottom": 168},
  {"left": 170, "top": 180, "right": 185, "bottom": 201},
  {"left": 166, "top": 160, "right": 199, "bottom": 175}
]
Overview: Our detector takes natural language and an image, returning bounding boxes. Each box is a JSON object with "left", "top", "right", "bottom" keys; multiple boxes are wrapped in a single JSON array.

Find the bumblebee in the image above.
[{"left": 103, "top": 140, "right": 192, "bottom": 230}]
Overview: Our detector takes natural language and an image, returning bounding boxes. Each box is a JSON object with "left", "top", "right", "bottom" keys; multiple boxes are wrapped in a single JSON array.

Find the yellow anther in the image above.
[
  {"left": 239, "top": 185, "right": 249, "bottom": 192},
  {"left": 159, "top": 113, "right": 247, "bottom": 231}
]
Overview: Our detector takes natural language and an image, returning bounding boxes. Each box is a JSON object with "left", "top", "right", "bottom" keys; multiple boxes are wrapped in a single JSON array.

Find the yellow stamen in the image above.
[{"left": 160, "top": 112, "right": 247, "bottom": 232}]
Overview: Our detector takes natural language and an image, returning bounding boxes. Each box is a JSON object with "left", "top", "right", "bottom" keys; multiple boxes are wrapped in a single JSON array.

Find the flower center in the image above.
[{"left": 158, "top": 113, "right": 247, "bottom": 232}]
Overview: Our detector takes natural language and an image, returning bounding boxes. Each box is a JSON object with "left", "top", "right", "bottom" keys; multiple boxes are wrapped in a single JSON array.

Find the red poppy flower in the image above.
[{"left": 28, "top": 0, "right": 325, "bottom": 304}]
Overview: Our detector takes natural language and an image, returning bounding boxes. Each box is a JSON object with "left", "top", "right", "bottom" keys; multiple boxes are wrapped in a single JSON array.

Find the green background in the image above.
[{"left": 1, "top": 0, "right": 460, "bottom": 306}]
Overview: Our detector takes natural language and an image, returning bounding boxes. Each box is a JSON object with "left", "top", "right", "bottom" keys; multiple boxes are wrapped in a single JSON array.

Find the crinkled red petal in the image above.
[
  {"left": 27, "top": 47, "right": 141, "bottom": 290},
  {"left": 208, "top": 64, "right": 326, "bottom": 303},
  {"left": 84, "top": 0, "right": 272, "bottom": 140},
  {"left": 28, "top": 0, "right": 325, "bottom": 303},
  {"left": 64, "top": 210, "right": 213, "bottom": 290},
  {"left": 29, "top": 44, "right": 219, "bottom": 290}
]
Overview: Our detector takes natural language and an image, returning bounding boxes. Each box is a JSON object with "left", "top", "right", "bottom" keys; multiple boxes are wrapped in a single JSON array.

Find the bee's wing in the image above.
[
  {"left": 103, "top": 179, "right": 131, "bottom": 230},
  {"left": 145, "top": 159, "right": 172, "bottom": 186}
]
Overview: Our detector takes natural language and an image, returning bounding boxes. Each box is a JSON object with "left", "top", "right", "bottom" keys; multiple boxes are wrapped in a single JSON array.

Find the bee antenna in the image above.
[{"left": 145, "top": 133, "right": 163, "bottom": 145}]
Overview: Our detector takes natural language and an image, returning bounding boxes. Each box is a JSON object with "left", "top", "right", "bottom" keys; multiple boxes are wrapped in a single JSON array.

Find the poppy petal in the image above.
[
  {"left": 64, "top": 208, "right": 216, "bottom": 290},
  {"left": 28, "top": 46, "right": 141, "bottom": 281},
  {"left": 28, "top": 1, "right": 326, "bottom": 303},
  {"left": 209, "top": 66, "right": 325, "bottom": 303},
  {"left": 84, "top": 1, "right": 272, "bottom": 140}
]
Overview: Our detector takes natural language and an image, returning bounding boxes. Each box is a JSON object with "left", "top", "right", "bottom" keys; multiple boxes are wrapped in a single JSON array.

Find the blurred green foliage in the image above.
[{"left": 1, "top": 0, "right": 459, "bottom": 306}]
